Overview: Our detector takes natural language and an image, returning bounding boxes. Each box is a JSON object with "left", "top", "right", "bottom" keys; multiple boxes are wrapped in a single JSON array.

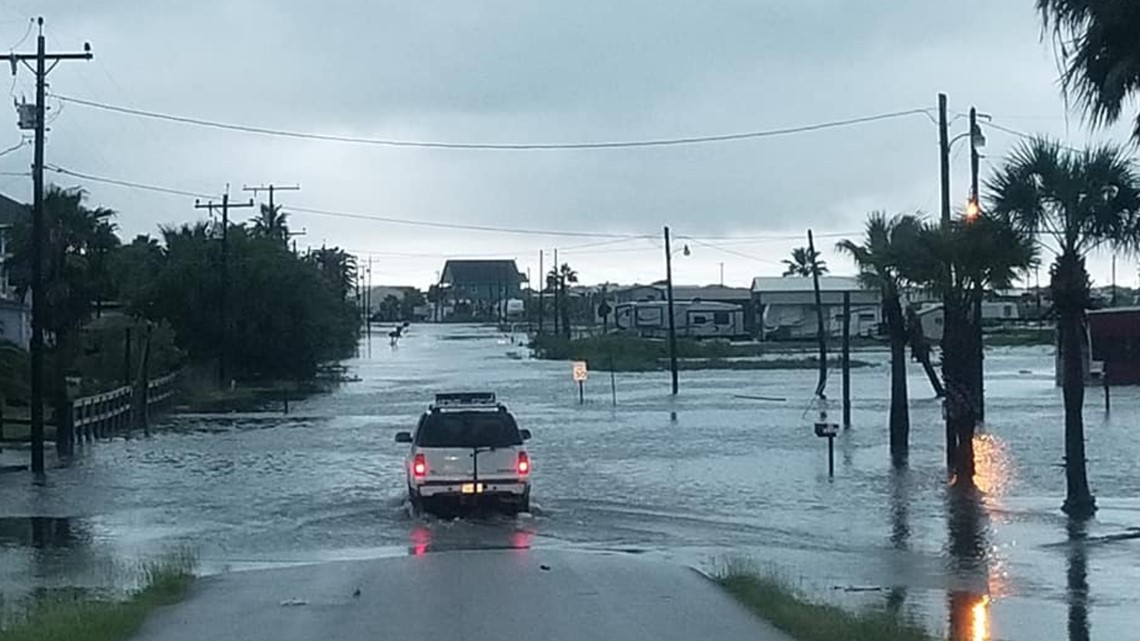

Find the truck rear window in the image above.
[{"left": 417, "top": 412, "right": 522, "bottom": 448}]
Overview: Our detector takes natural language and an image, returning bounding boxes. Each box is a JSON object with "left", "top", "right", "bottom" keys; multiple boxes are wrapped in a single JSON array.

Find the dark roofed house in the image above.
[{"left": 438, "top": 259, "right": 526, "bottom": 321}]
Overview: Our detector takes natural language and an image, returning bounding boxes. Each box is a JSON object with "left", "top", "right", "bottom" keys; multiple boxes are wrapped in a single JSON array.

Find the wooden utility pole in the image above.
[
  {"left": 537, "top": 250, "right": 545, "bottom": 334},
  {"left": 969, "top": 106, "right": 985, "bottom": 423},
  {"left": 195, "top": 192, "right": 254, "bottom": 388},
  {"left": 938, "top": 93, "right": 956, "bottom": 466},
  {"left": 1, "top": 18, "right": 92, "bottom": 476},
  {"left": 664, "top": 226, "right": 679, "bottom": 395},
  {"left": 552, "top": 248, "right": 560, "bottom": 336},
  {"left": 842, "top": 291, "right": 851, "bottom": 428}
]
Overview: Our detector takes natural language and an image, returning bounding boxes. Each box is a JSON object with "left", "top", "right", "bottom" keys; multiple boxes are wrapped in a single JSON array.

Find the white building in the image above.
[
  {"left": 0, "top": 193, "right": 30, "bottom": 348},
  {"left": 751, "top": 276, "right": 881, "bottom": 340}
]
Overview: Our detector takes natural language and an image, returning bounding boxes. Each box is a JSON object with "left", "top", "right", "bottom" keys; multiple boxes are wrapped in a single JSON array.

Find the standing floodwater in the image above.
[{"left": 2, "top": 324, "right": 1138, "bottom": 639}]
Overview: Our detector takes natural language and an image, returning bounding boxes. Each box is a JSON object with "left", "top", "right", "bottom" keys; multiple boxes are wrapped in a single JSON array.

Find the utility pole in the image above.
[
  {"left": 664, "top": 226, "right": 679, "bottom": 395},
  {"left": 243, "top": 183, "right": 298, "bottom": 240},
  {"left": 552, "top": 248, "right": 560, "bottom": 336},
  {"left": 537, "top": 250, "right": 544, "bottom": 335},
  {"left": 969, "top": 106, "right": 985, "bottom": 423},
  {"left": 938, "top": 93, "right": 956, "bottom": 467},
  {"left": 1, "top": 18, "right": 92, "bottom": 477},
  {"left": 195, "top": 192, "right": 254, "bottom": 388},
  {"left": 719, "top": 262, "right": 724, "bottom": 287}
]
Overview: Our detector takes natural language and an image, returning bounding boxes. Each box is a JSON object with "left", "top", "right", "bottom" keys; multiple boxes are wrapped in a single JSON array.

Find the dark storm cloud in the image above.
[{"left": 0, "top": 1, "right": 1126, "bottom": 286}]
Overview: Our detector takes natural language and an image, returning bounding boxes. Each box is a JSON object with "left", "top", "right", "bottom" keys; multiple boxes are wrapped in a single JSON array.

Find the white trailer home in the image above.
[{"left": 612, "top": 300, "right": 747, "bottom": 339}]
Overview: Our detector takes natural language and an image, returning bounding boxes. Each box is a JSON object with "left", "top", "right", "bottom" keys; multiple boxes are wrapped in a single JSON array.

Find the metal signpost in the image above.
[{"left": 573, "top": 361, "right": 588, "bottom": 404}]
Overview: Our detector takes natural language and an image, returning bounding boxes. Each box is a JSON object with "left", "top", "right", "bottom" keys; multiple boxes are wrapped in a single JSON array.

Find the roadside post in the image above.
[
  {"left": 609, "top": 356, "right": 617, "bottom": 406},
  {"left": 814, "top": 398, "right": 839, "bottom": 478},
  {"left": 1103, "top": 371, "right": 1110, "bottom": 414},
  {"left": 573, "top": 360, "right": 588, "bottom": 405}
]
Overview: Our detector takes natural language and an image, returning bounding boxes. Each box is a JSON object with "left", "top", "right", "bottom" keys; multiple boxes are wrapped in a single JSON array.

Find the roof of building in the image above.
[
  {"left": 0, "top": 193, "right": 28, "bottom": 227},
  {"left": 670, "top": 284, "right": 751, "bottom": 301},
  {"left": 751, "top": 276, "right": 863, "bottom": 293},
  {"left": 440, "top": 259, "right": 525, "bottom": 285}
]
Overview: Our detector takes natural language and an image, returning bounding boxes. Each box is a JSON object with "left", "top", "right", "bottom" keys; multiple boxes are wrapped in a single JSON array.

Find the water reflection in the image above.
[
  {"left": 945, "top": 483, "right": 992, "bottom": 641},
  {"left": 0, "top": 517, "right": 89, "bottom": 549},
  {"left": 407, "top": 520, "right": 536, "bottom": 557},
  {"left": 885, "top": 467, "right": 910, "bottom": 615},
  {"left": 1066, "top": 521, "right": 1090, "bottom": 641}
]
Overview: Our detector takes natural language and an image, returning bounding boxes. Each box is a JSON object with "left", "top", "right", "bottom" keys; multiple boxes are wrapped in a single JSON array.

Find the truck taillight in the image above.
[
  {"left": 413, "top": 453, "right": 427, "bottom": 478},
  {"left": 517, "top": 452, "right": 530, "bottom": 476}
]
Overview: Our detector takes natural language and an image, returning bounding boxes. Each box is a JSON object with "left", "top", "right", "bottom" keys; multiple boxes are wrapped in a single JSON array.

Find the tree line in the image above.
[{"left": 6, "top": 188, "right": 361, "bottom": 404}]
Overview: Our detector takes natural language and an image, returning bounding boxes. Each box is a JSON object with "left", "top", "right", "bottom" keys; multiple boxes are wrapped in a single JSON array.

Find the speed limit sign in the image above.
[{"left": 572, "top": 361, "right": 589, "bottom": 382}]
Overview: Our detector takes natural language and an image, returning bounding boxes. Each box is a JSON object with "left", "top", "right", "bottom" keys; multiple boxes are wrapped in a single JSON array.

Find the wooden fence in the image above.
[{"left": 0, "top": 371, "right": 179, "bottom": 445}]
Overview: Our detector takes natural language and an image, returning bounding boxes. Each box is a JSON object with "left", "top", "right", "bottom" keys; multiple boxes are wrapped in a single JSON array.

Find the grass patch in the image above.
[
  {"left": 984, "top": 328, "right": 1053, "bottom": 347},
  {"left": 532, "top": 335, "right": 875, "bottom": 372},
  {"left": 1, "top": 551, "right": 196, "bottom": 641},
  {"left": 713, "top": 560, "right": 933, "bottom": 641}
]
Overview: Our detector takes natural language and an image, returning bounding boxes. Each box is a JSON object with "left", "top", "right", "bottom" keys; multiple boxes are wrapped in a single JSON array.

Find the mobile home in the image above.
[{"left": 613, "top": 300, "right": 747, "bottom": 339}]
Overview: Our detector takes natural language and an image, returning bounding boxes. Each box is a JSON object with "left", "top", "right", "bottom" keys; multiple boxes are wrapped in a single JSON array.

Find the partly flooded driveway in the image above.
[{"left": 2, "top": 324, "right": 1138, "bottom": 639}]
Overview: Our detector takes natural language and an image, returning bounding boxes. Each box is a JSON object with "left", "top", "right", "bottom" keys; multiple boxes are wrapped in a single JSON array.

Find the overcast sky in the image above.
[{"left": 0, "top": 1, "right": 1134, "bottom": 289}]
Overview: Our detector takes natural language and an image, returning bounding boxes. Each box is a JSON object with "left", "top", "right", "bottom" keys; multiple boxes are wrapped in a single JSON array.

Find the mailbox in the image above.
[{"left": 814, "top": 422, "right": 839, "bottom": 438}]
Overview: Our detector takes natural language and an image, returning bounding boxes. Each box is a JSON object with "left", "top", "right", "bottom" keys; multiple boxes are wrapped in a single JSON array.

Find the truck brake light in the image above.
[
  {"left": 517, "top": 452, "right": 530, "bottom": 476},
  {"left": 413, "top": 453, "right": 427, "bottom": 478}
]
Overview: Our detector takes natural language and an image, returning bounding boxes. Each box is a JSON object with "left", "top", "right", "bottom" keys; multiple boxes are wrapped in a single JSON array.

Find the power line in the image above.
[
  {"left": 45, "top": 165, "right": 213, "bottom": 198},
  {"left": 284, "top": 204, "right": 643, "bottom": 238},
  {"left": 43, "top": 164, "right": 647, "bottom": 239},
  {"left": 52, "top": 94, "right": 932, "bottom": 151},
  {"left": 0, "top": 138, "right": 27, "bottom": 157},
  {"left": 45, "top": 164, "right": 860, "bottom": 245},
  {"left": 684, "top": 237, "right": 784, "bottom": 266}
]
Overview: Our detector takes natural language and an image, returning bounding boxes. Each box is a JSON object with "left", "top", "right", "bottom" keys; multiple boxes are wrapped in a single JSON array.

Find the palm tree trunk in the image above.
[
  {"left": 1055, "top": 252, "right": 1096, "bottom": 518},
  {"left": 552, "top": 285, "right": 560, "bottom": 336},
  {"left": 943, "top": 298, "right": 976, "bottom": 485},
  {"left": 886, "top": 294, "right": 910, "bottom": 466},
  {"left": 560, "top": 280, "right": 571, "bottom": 340}
]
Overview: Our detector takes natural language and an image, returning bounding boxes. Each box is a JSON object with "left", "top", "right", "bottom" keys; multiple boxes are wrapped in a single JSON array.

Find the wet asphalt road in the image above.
[
  {"left": 2, "top": 323, "right": 1139, "bottom": 640},
  {"left": 131, "top": 550, "right": 794, "bottom": 641}
]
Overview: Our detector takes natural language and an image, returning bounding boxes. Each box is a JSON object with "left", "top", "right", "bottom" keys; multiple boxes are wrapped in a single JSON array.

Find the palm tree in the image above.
[
  {"left": 782, "top": 246, "right": 828, "bottom": 277},
  {"left": 906, "top": 215, "right": 1037, "bottom": 485},
  {"left": 558, "top": 263, "right": 578, "bottom": 339},
  {"left": 837, "top": 212, "right": 923, "bottom": 466},
  {"left": 251, "top": 203, "right": 289, "bottom": 242},
  {"left": 9, "top": 186, "right": 119, "bottom": 451},
  {"left": 988, "top": 138, "right": 1140, "bottom": 517},
  {"left": 546, "top": 263, "right": 579, "bottom": 339},
  {"left": 1037, "top": 1, "right": 1140, "bottom": 140},
  {"left": 307, "top": 247, "right": 357, "bottom": 301}
]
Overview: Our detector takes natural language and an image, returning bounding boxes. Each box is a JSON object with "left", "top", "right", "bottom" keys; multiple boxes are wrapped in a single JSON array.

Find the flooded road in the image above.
[{"left": 2, "top": 324, "right": 1138, "bottom": 639}]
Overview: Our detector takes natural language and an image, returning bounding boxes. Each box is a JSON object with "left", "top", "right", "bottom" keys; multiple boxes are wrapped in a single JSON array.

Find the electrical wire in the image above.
[
  {"left": 43, "top": 164, "right": 650, "bottom": 239},
  {"left": 51, "top": 94, "right": 933, "bottom": 151},
  {"left": 45, "top": 165, "right": 214, "bottom": 199},
  {"left": 284, "top": 204, "right": 645, "bottom": 238},
  {"left": 7, "top": 17, "right": 32, "bottom": 50},
  {"left": 0, "top": 138, "right": 27, "bottom": 157},
  {"left": 683, "top": 237, "right": 784, "bottom": 266}
]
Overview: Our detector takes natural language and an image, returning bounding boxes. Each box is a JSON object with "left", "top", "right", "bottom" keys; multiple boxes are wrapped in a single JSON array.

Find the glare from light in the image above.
[{"left": 971, "top": 594, "right": 991, "bottom": 641}]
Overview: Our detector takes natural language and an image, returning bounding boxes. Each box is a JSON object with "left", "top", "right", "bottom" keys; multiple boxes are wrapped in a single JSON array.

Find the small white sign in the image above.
[{"left": 572, "top": 361, "right": 588, "bottom": 382}]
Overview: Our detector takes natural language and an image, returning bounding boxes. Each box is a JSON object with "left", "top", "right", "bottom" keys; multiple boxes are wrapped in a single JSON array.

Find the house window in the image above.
[
  {"left": 713, "top": 311, "right": 730, "bottom": 325},
  {"left": 691, "top": 315, "right": 708, "bottom": 325}
]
